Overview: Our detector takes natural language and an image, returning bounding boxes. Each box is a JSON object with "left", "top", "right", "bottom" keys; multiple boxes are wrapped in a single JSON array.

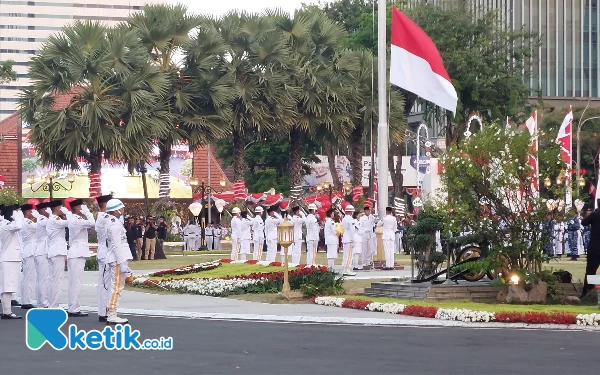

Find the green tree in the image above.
[
  {"left": 0, "top": 60, "right": 17, "bottom": 83},
  {"left": 18, "top": 21, "right": 169, "bottom": 197},
  {"left": 180, "top": 158, "right": 193, "bottom": 178},
  {"left": 128, "top": 4, "right": 202, "bottom": 198},
  {"left": 22, "top": 157, "right": 39, "bottom": 174},
  {"left": 273, "top": 9, "right": 360, "bottom": 189},
  {"left": 213, "top": 11, "right": 297, "bottom": 183}
]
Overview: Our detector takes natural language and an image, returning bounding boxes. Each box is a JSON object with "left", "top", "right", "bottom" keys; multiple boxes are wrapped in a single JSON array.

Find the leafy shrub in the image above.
[{"left": 85, "top": 257, "right": 99, "bottom": 271}]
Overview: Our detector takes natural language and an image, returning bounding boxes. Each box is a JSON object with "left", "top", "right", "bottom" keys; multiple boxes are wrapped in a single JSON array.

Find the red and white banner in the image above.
[
  {"left": 390, "top": 7, "right": 458, "bottom": 114},
  {"left": 233, "top": 181, "right": 246, "bottom": 200},
  {"left": 89, "top": 172, "right": 101, "bottom": 198},
  {"left": 352, "top": 186, "right": 363, "bottom": 202},
  {"left": 556, "top": 108, "right": 573, "bottom": 210},
  {"left": 523, "top": 111, "right": 539, "bottom": 194}
]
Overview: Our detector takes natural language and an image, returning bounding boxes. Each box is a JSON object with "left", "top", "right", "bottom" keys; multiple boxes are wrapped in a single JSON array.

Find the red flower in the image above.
[
  {"left": 246, "top": 260, "right": 259, "bottom": 265},
  {"left": 221, "top": 258, "right": 232, "bottom": 263},
  {"left": 269, "top": 262, "right": 282, "bottom": 267},
  {"left": 342, "top": 299, "right": 371, "bottom": 310},
  {"left": 401, "top": 305, "right": 438, "bottom": 318}
]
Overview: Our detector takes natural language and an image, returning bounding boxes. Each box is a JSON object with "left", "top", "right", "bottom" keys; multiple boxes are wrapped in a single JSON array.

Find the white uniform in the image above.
[
  {"left": 378, "top": 214, "right": 397, "bottom": 268},
  {"left": 183, "top": 223, "right": 198, "bottom": 250},
  {"left": 0, "top": 211, "right": 23, "bottom": 315},
  {"left": 341, "top": 215, "right": 355, "bottom": 273},
  {"left": 46, "top": 213, "right": 69, "bottom": 308},
  {"left": 305, "top": 213, "right": 319, "bottom": 266},
  {"left": 239, "top": 218, "right": 252, "bottom": 260},
  {"left": 352, "top": 218, "right": 362, "bottom": 269},
  {"left": 290, "top": 214, "right": 305, "bottom": 264},
  {"left": 206, "top": 226, "right": 214, "bottom": 250},
  {"left": 252, "top": 216, "right": 265, "bottom": 260},
  {"left": 230, "top": 216, "right": 241, "bottom": 260},
  {"left": 32, "top": 212, "right": 49, "bottom": 308},
  {"left": 324, "top": 218, "right": 338, "bottom": 268},
  {"left": 67, "top": 209, "right": 95, "bottom": 313},
  {"left": 106, "top": 214, "right": 132, "bottom": 315},
  {"left": 359, "top": 214, "right": 375, "bottom": 266},
  {"left": 554, "top": 221, "right": 564, "bottom": 256},
  {"left": 95, "top": 212, "right": 110, "bottom": 318},
  {"left": 264, "top": 213, "right": 282, "bottom": 262},
  {"left": 214, "top": 228, "right": 222, "bottom": 250},
  {"left": 19, "top": 216, "right": 37, "bottom": 306}
]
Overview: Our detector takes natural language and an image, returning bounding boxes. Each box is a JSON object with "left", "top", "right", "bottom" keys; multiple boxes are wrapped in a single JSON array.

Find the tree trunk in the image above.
[
  {"left": 88, "top": 149, "right": 103, "bottom": 198},
  {"left": 289, "top": 127, "right": 302, "bottom": 187},
  {"left": 158, "top": 142, "right": 171, "bottom": 198},
  {"left": 348, "top": 124, "right": 364, "bottom": 187},
  {"left": 232, "top": 128, "right": 246, "bottom": 182},
  {"left": 323, "top": 141, "right": 342, "bottom": 191}
]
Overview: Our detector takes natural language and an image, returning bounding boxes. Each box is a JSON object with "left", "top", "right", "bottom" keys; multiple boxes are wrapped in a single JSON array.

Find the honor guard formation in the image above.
[{"left": 0, "top": 195, "right": 131, "bottom": 324}]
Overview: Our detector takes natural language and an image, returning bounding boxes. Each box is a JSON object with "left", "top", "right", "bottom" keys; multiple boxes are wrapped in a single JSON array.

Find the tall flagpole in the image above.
[{"left": 376, "top": 0, "right": 388, "bottom": 217}]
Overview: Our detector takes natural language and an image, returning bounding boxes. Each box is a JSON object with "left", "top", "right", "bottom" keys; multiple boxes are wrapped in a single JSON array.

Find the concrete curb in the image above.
[{"left": 66, "top": 304, "right": 600, "bottom": 332}]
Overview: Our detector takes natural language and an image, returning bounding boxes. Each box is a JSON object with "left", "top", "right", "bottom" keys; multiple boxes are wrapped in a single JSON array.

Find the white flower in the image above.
[
  {"left": 577, "top": 313, "right": 600, "bottom": 326},
  {"left": 314, "top": 297, "right": 346, "bottom": 307}
]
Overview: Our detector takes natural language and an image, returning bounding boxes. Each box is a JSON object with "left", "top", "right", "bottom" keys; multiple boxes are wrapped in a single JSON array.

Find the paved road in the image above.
[{"left": 1, "top": 315, "right": 597, "bottom": 375}]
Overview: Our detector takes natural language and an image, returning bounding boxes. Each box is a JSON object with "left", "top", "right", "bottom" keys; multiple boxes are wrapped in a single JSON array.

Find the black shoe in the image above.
[
  {"left": 11, "top": 300, "right": 21, "bottom": 306},
  {"left": 99, "top": 316, "right": 107, "bottom": 322},
  {"left": 1, "top": 313, "right": 22, "bottom": 320},
  {"left": 68, "top": 311, "right": 88, "bottom": 317},
  {"left": 20, "top": 304, "right": 36, "bottom": 310}
]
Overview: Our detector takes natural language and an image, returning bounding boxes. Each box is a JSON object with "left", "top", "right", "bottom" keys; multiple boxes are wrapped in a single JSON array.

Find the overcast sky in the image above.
[{"left": 173, "top": 0, "right": 319, "bottom": 17}]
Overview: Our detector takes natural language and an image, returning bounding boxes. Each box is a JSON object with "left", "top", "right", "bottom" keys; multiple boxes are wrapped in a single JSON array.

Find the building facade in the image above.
[{"left": 0, "top": 0, "right": 164, "bottom": 119}]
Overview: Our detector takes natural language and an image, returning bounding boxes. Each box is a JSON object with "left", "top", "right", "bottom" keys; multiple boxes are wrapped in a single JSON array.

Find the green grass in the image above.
[
  {"left": 149, "top": 263, "right": 287, "bottom": 280},
  {"left": 129, "top": 255, "right": 224, "bottom": 270},
  {"left": 543, "top": 257, "right": 587, "bottom": 283},
  {"left": 338, "top": 295, "right": 599, "bottom": 315},
  {"left": 123, "top": 175, "right": 191, "bottom": 198}
]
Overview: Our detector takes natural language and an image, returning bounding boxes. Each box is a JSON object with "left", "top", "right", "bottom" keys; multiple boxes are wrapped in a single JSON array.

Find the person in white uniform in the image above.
[
  {"left": 31, "top": 201, "right": 50, "bottom": 309},
  {"left": 230, "top": 207, "right": 241, "bottom": 260},
  {"left": 352, "top": 211, "right": 363, "bottom": 270},
  {"left": 252, "top": 207, "right": 265, "bottom": 260},
  {"left": 19, "top": 203, "right": 38, "bottom": 309},
  {"left": 341, "top": 205, "right": 356, "bottom": 276},
  {"left": 239, "top": 212, "right": 252, "bottom": 261},
  {"left": 66, "top": 199, "right": 95, "bottom": 317},
  {"left": 0, "top": 204, "right": 23, "bottom": 319},
  {"left": 305, "top": 204, "right": 319, "bottom": 266},
  {"left": 359, "top": 206, "right": 375, "bottom": 268},
  {"left": 264, "top": 207, "right": 283, "bottom": 262},
  {"left": 183, "top": 221, "right": 196, "bottom": 251},
  {"left": 95, "top": 194, "right": 112, "bottom": 322},
  {"left": 377, "top": 206, "right": 397, "bottom": 270},
  {"left": 206, "top": 223, "right": 215, "bottom": 250},
  {"left": 46, "top": 200, "right": 69, "bottom": 309},
  {"left": 289, "top": 207, "right": 305, "bottom": 264},
  {"left": 105, "top": 199, "right": 132, "bottom": 325},
  {"left": 214, "top": 225, "right": 222, "bottom": 250},
  {"left": 324, "top": 209, "right": 338, "bottom": 269}
]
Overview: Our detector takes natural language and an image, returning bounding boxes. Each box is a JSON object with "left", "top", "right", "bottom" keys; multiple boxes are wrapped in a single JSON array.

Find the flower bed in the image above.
[
  {"left": 314, "top": 297, "right": 600, "bottom": 327},
  {"left": 129, "top": 266, "right": 339, "bottom": 297},
  {"left": 148, "top": 260, "right": 222, "bottom": 277}
]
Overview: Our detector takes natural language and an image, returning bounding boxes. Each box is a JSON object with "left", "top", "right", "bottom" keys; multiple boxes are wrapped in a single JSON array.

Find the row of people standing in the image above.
[
  {"left": 0, "top": 196, "right": 130, "bottom": 324},
  {"left": 226, "top": 204, "right": 399, "bottom": 275},
  {"left": 543, "top": 210, "right": 591, "bottom": 260},
  {"left": 182, "top": 222, "right": 223, "bottom": 250},
  {"left": 123, "top": 216, "right": 168, "bottom": 260}
]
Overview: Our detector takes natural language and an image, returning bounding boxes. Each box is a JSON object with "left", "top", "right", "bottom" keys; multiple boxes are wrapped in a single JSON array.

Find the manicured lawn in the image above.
[
  {"left": 338, "top": 295, "right": 599, "bottom": 315},
  {"left": 543, "top": 257, "right": 587, "bottom": 283},
  {"left": 129, "top": 255, "right": 224, "bottom": 270}
]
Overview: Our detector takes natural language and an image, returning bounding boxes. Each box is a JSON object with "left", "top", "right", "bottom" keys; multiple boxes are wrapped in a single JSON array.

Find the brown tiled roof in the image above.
[{"left": 192, "top": 145, "right": 233, "bottom": 190}]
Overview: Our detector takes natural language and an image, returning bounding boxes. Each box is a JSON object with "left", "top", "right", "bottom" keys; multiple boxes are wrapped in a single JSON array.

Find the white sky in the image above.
[{"left": 172, "top": 0, "right": 318, "bottom": 17}]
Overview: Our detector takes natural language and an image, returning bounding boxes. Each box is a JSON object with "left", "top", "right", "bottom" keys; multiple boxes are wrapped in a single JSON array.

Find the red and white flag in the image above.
[
  {"left": 390, "top": 7, "right": 458, "bottom": 114},
  {"left": 556, "top": 107, "right": 573, "bottom": 210},
  {"left": 506, "top": 116, "right": 511, "bottom": 128},
  {"left": 523, "top": 111, "right": 539, "bottom": 193},
  {"left": 233, "top": 181, "right": 247, "bottom": 200}
]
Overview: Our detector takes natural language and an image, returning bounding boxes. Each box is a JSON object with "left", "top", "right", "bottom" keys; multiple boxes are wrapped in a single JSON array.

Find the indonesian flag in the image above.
[
  {"left": 523, "top": 111, "right": 539, "bottom": 193},
  {"left": 390, "top": 7, "right": 458, "bottom": 114},
  {"left": 556, "top": 108, "right": 573, "bottom": 210}
]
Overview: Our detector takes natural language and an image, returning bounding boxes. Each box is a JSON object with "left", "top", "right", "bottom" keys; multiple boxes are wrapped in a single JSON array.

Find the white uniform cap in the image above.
[
  {"left": 232, "top": 207, "right": 241, "bottom": 214},
  {"left": 308, "top": 203, "right": 317, "bottom": 210},
  {"left": 106, "top": 199, "right": 124, "bottom": 212},
  {"left": 255, "top": 206, "right": 264, "bottom": 213},
  {"left": 345, "top": 205, "right": 355, "bottom": 212}
]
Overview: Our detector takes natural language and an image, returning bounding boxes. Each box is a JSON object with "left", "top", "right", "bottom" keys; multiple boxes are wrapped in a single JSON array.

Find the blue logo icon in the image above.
[{"left": 26, "top": 308, "right": 173, "bottom": 350}]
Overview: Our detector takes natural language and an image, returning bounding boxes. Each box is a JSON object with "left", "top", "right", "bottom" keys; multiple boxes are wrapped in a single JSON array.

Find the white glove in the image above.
[
  {"left": 60, "top": 207, "right": 70, "bottom": 216},
  {"left": 32, "top": 210, "right": 41, "bottom": 219},
  {"left": 300, "top": 211, "right": 306, "bottom": 218},
  {"left": 118, "top": 262, "right": 131, "bottom": 274},
  {"left": 81, "top": 205, "right": 91, "bottom": 215},
  {"left": 45, "top": 208, "right": 52, "bottom": 216},
  {"left": 14, "top": 210, "right": 24, "bottom": 220}
]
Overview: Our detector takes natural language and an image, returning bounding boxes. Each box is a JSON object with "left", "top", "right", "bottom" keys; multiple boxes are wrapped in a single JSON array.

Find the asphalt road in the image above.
[{"left": 1, "top": 314, "right": 598, "bottom": 375}]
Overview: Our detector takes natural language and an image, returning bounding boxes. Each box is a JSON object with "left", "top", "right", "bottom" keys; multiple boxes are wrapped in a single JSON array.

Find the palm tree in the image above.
[
  {"left": 128, "top": 3, "right": 201, "bottom": 198},
  {"left": 214, "top": 11, "right": 297, "bottom": 182},
  {"left": 18, "top": 21, "right": 169, "bottom": 197},
  {"left": 274, "top": 9, "right": 359, "bottom": 189},
  {"left": 0, "top": 60, "right": 17, "bottom": 83},
  {"left": 345, "top": 50, "right": 406, "bottom": 190}
]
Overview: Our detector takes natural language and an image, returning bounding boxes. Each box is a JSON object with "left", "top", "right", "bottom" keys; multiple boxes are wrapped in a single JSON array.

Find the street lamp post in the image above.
[
  {"left": 316, "top": 181, "right": 334, "bottom": 202},
  {"left": 576, "top": 101, "right": 600, "bottom": 189},
  {"left": 27, "top": 172, "right": 75, "bottom": 200},
  {"left": 189, "top": 176, "right": 226, "bottom": 250},
  {"left": 277, "top": 217, "right": 294, "bottom": 299}
]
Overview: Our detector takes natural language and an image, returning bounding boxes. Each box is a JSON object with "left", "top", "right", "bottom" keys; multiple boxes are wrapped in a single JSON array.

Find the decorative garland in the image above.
[
  {"left": 464, "top": 113, "right": 483, "bottom": 139},
  {"left": 314, "top": 297, "right": 600, "bottom": 327}
]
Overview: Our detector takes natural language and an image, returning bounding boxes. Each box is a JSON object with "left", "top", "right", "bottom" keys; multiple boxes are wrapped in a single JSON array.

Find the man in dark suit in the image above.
[{"left": 580, "top": 200, "right": 600, "bottom": 298}]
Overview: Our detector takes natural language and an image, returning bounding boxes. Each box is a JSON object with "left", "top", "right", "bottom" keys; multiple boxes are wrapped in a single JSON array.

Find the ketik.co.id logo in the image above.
[{"left": 26, "top": 309, "right": 173, "bottom": 350}]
